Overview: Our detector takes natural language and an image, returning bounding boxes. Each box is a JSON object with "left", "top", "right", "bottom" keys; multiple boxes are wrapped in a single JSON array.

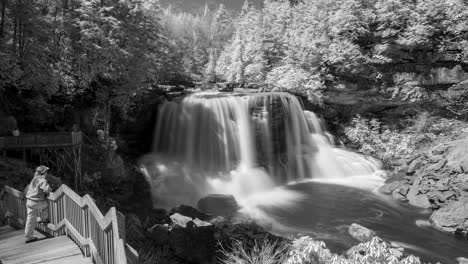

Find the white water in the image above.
[{"left": 144, "top": 92, "right": 383, "bottom": 208}]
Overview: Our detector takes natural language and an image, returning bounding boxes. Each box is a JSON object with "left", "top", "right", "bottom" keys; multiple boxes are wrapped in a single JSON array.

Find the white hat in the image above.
[{"left": 35, "top": 165, "right": 50, "bottom": 175}]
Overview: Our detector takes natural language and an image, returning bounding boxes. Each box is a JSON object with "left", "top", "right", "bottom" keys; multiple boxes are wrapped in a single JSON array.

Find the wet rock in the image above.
[
  {"left": 455, "top": 182, "right": 468, "bottom": 192},
  {"left": 379, "top": 181, "right": 404, "bottom": 194},
  {"left": 456, "top": 174, "right": 468, "bottom": 183},
  {"left": 148, "top": 224, "right": 170, "bottom": 245},
  {"left": 197, "top": 194, "right": 239, "bottom": 217},
  {"left": 435, "top": 177, "right": 450, "bottom": 188},
  {"left": 427, "top": 191, "right": 448, "bottom": 203},
  {"left": 170, "top": 213, "right": 193, "bottom": 228},
  {"left": 407, "top": 158, "right": 425, "bottom": 175},
  {"left": 385, "top": 170, "right": 407, "bottom": 183},
  {"left": 446, "top": 143, "right": 468, "bottom": 173},
  {"left": 438, "top": 191, "right": 456, "bottom": 202},
  {"left": 404, "top": 175, "right": 415, "bottom": 184},
  {"left": 392, "top": 185, "right": 410, "bottom": 201},
  {"left": 193, "top": 218, "right": 212, "bottom": 227},
  {"left": 348, "top": 223, "right": 377, "bottom": 242},
  {"left": 430, "top": 196, "right": 468, "bottom": 233},
  {"left": 415, "top": 219, "right": 431, "bottom": 227},
  {"left": 208, "top": 216, "right": 226, "bottom": 226},
  {"left": 169, "top": 205, "right": 213, "bottom": 221},
  {"left": 408, "top": 194, "right": 431, "bottom": 208},
  {"left": 431, "top": 145, "right": 448, "bottom": 156},
  {"left": 457, "top": 257, "right": 468, "bottom": 264},
  {"left": 425, "top": 159, "right": 447, "bottom": 172}
]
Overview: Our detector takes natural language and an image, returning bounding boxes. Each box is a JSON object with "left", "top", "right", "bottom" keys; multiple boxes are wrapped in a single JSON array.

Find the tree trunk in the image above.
[{"left": 0, "top": 0, "right": 6, "bottom": 38}]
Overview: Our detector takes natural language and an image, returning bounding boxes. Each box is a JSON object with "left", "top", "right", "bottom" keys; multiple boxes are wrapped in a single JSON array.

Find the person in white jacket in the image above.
[{"left": 24, "top": 165, "right": 51, "bottom": 243}]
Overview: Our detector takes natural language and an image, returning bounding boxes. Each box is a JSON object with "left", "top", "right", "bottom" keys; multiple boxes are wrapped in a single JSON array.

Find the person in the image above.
[
  {"left": 24, "top": 165, "right": 52, "bottom": 243},
  {"left": 12, "top": 128, "right": 20, "bottom": 136}
]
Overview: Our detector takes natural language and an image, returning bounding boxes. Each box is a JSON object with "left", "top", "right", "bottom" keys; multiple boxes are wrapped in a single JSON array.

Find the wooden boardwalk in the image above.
[{"left": 0, "top": 225, "right": 92, "bottom": 264}]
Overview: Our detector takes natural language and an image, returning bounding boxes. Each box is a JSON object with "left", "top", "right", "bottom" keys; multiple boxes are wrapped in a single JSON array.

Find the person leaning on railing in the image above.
[{"left": 24, "top": 165, "right": 52, "bottom": 243}]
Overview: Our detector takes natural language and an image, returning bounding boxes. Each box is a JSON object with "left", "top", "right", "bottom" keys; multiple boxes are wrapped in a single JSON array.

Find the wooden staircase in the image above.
[
  {"left": 0, "top": 185, "right": 138, "bottom": 264},
  {"left": 0, "top": 225, "right": 93, "bottom": 264}
]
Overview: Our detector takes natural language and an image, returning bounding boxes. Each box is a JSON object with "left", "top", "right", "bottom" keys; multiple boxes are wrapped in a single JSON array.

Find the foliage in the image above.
[
  {"left": 344, "top": 115, "right": 420, "bottom": 163},
  {"left": 0, "top": 0, "right": 180, "bottom": 131},
  {"left": 286, "top": 236, "right": 425, "bottom": 264},
  {"left": 218, "top": 236, "right": 427, "bottom": 264},
  {"left": 219, "top": 239, "right": 290, "bottom": 264}
]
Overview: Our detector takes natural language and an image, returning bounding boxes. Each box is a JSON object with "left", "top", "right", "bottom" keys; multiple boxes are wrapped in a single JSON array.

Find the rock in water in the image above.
[
  {"left": 348, "top": 223, "right": 377, "bottom": 242},
  {"left": 430, "top": 196, "right": 468, "bottom": 233},
  {"left": 407, "top": 177, "right": 432, "bottom": 208},
  {"left": 197, "top": 194, "right": 239, "bottom": 217},
  {"left": 409, "top": 194, "right": 431, "bottom": 208},
  {"left": 170, "top": 213, "right": 193, "bottom": 228},
  {"left": 169, "top": 205, "right": 213, "bottom": 221},
  {"left": 415, "top": 219, "right": 431, "bottom": 227},
  {"left": 379, "top": 181, "right": 404, "bottom": 194}
]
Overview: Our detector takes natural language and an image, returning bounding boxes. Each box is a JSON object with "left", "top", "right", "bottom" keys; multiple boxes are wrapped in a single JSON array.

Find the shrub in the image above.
[
  {"left": 344, "top": 115, "right": 418, "bottom": 164},
  {"left": 285, "top": 236, "right": 426, "bottom": 264},
  {"left": 219, "top": 239, "right": 290, "bottom": 264}
]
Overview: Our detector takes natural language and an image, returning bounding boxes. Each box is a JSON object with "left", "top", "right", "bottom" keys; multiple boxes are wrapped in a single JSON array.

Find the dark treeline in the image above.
[{"left": 1, "top": 0, "right": 468, "bottom": 133}]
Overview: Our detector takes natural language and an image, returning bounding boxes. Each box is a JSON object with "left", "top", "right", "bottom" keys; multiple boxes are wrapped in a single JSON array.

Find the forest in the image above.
[
  {"left": 2, "top": 0, "right": 468, "bottom": 134},
  {"left": 2, "top": 1, "right": 468, "bottom": 264}
]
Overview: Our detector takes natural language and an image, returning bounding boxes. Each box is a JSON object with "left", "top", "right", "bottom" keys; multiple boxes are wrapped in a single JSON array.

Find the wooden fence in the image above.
[
  {"left": 0, "top": 132, "right": 82, "bottom": 150},
  {"left": 0, "top": 184, "right": 138, "bottom": 264}
]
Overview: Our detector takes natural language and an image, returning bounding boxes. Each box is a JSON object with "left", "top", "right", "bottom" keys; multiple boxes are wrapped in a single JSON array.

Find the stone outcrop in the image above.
[
  {"left": 430, "top": 196, "right": 468, "bottom": 234},
  {"left": 348, "top": 223, "right": 377, "bottom": 242},
  {"left": 146, "top": 204, "right": 284, "bottom": 264},
  {"left": 197, "top": 194, "right": 239, "bottom": 217},
  {"left": 379, "top": 133, "right": 468, "bottom": 235}
]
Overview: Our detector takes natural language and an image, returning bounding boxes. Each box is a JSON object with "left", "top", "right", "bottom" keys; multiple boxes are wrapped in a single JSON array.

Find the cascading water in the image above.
[
  {"left": 141, "top": 91, "right": 468, "bottom": 264},
  {"left": 143, "top": 92, "right": 382, "bottom": 208}
]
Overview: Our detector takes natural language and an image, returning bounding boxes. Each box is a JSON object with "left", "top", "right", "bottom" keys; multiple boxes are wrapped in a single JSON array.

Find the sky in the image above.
[{"left": 159, "top": 0, "right": 263, "bottom": 14}]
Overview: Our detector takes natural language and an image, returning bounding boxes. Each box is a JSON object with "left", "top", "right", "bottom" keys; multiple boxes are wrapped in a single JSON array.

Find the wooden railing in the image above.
[
  {"left": 0, "top": 185, "right": 138, "bottom": 264},
  {"left": 0, "top": 132, "right": 82, "bottom": 150}
]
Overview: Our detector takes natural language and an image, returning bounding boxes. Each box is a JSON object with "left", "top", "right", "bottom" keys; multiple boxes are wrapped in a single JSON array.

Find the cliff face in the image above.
[{"left": 321, "top": 47, "right": 468, "bottom": 122}]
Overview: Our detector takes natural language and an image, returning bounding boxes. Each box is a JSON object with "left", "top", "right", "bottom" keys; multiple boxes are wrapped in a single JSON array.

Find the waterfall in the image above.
[{"left": 145, "top": 92, "right": 382, "bottom": 207}]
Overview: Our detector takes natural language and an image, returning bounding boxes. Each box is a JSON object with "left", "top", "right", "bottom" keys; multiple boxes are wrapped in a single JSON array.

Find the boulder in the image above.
[
  {"left": 392, "top": 184, "right": 410, "bottom": 201},
  {"left": 415, "top": 219, "right": 431, "bottom": 227},
  {"left": 425, "top": 159, "right": 447, "bottom": 172},
  {"left": 408, "top": 194, "right": 431, "bottom": 209},
  {"left": 197, "top": 194, "right": 239, "bottom": 217},
  {"left": 379, "top": 181, "right": 405, "bottom": 194},
  {"left": 446, "top": 143, "right": 468, "bottom": 173},
  {"left": 430, "top": 196, "right": 468, "bottom": 233},
  {"left": 169, "top": 205, "right": 213, "bottom": 221},
  {"left": 435, "top": 177, "right": 450, "bottom": 189},
  {"left": 406, "top": 177, "right": 431, "bottom": 208},
  {"left": 348, "top": 223, "right": 377, "bottom": 242},
  {"left": 455, "top": 183, "right": 468, "bottom": 192},
  {"left": 457, "top": 257, "right": 468, "bottom": 264},
  {"left": 170, "top": 213, "right": 193, "bottom": 228},
  {"left": 407, "top": 158, "right": 425, "bottom": 175},
  {"left": 193, "top": 218, "right": 212, "bottom": 227}
]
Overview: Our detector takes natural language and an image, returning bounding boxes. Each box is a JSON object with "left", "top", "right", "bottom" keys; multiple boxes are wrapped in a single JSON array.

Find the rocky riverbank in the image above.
[
  {"left": 127, "top": 200, "right": 431, "bottom": 264},
  {"left": 379, "top": 120, "right": 468, "bottom": 236}
]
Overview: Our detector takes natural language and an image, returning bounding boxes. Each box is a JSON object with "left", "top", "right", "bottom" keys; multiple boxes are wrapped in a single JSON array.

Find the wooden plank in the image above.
[{"left": 0, "top": 226, "right": 90, "bottom": 264}]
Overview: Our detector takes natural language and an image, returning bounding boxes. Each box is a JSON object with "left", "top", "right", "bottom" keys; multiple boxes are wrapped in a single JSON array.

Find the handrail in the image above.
[
  {"left": 0, "top": 132, "right": 82, "bottom": 150},
  {"left": 0, "top": 184, "right": 138, "bottom": 264}
]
